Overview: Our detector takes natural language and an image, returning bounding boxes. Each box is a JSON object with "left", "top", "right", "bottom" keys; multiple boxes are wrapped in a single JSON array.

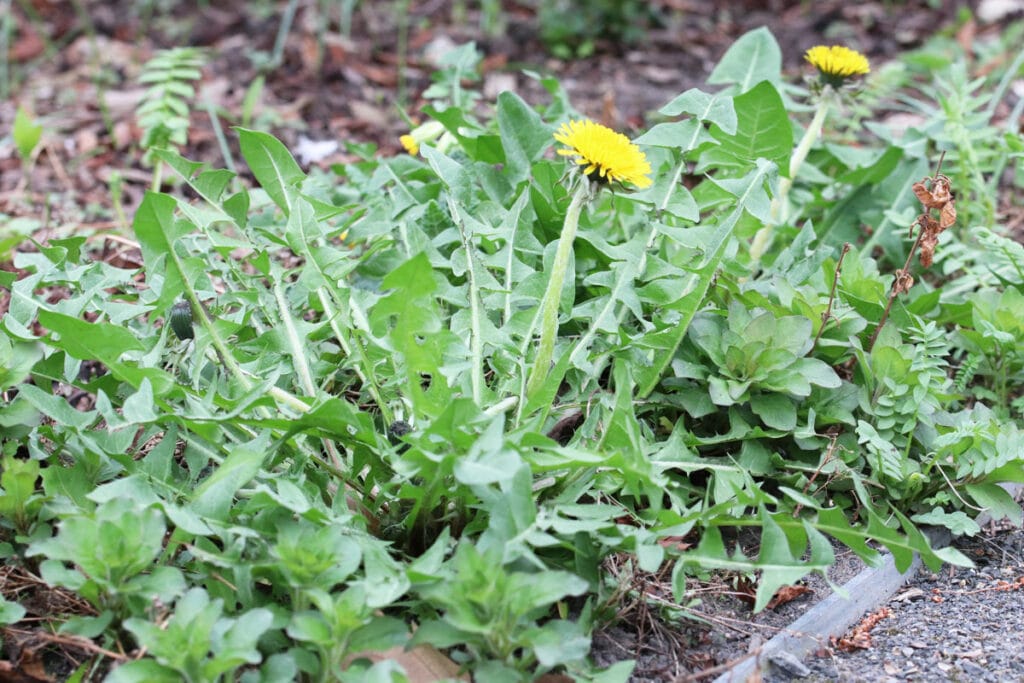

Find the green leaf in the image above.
[
  {"left": 0, "top": 335, "right": 42, "bottom": 391},
  {"left": 710, "top": 80, "right": 792, "bottom": 173},
  {"left": 658, "top": 88, "right": 737, "bottom": 134},
  {"left": 750, "top": 393, "right": 797, "bottom": 431},
  {"left": 634, "top": 120, "right": 716, "bottom": 152},
  {"left": 752, "top": 511, "right": 833, "bottom": 612},
  {"left": 132, "top": 191, "right": 188, "bottom": 309},
  {"left": 0, "top": 596, "right": 26, "bottom": 625},
  {"left": 13, "top": 107, "right": 43, "bottom": 160},
  {"left": 636, "top": 160, "right": 775, "bottom": 397},
  {"left": 911, "top": 508, "right": 980, "bottom": 536},
  {"left": 105, "top": 659, "right": 181, "bottom": 683},
  {"left": 38, "top": 309, "right": 144, "bottom": 363},
  {"left": 707, "top": 27, "right": 782, "bottom": 92},
  {"left": 35, "top": 310, "right": 175, "bottom": 395},
  {"left": 370, "top": 252, "right": 450, "bottom": 416},
  {"left": 190, "top": 443, "right": 267, "bottom": 520},
  {"left": 237, "top": 127, "right": 306, "bottom": 216},
  {"left": 497, "top": 91, "right": 550, "bottom": 182},
  {"left": 965, "top": 483, "right": 1023, "bottom": 525}
]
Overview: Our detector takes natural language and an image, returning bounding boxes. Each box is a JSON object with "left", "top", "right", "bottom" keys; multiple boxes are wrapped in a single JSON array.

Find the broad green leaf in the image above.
[
  {"left": 0, "top": 335, "right": 42, "bottom": 391},
  {"left": 370, "top": 252, "right": 450, "bottom": 416},
  {"left": 750, "top": 393, "right": 797, "bottom": 431},
  {"left": 707, "top": 26, "right": 782, "bottom": 92},
  {"left": 497, "top": 91, "right": 550, "bottom": 182},
  {"left": 37, "top": 309, "right": 143, "bottom": 362},
  {"left": 753, "top": 510, "right": 832, "bottom": 612},
  {"left": 710, "top": 80, "right": 792, "bottom": 174},
  {"left": 237, "top": 127, "right": 305, "bottom": 216},
  {"left": 105, "top": 659, "right": 181, "bottom": 683},
  {"left": 35, "top": 310, "right": 175, "bottom": 395},
  {"left": 634, "top": 120, "right": 715, "bottom": 152},
  {"left": 964, "top": 483, "right": 1023, "bottom": 525},
  {"left": 423, "top": 105, "right": 505, "bottom": 164},
  {"left": 132, "top": 191, "right": 188, "bottom": 309},
  {"left": 190, "top": 444, "right": 267, "bottom": 521}
]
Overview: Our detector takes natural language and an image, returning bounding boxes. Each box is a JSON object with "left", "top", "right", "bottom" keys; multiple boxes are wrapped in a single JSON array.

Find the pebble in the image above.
[
  {"left": 780, "top": 526, "right": 1024, "bottom": 683},
  {"left": 769, "top": 651, "right": 810, "bottom": 678}
]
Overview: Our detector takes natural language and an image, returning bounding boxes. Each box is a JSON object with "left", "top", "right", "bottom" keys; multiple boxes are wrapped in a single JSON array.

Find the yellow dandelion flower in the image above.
[
  {"left": 554, "top": 119, "right": 652, "bottom": 189},
  {"left": 399, "top": 120, "right": 447, "bottom": 156},
  {"left": 805, "top": 45, "right": 870, "bottom": 85},
  {"left": 400, "top": 134, "right": 419, "bottom": 156}
]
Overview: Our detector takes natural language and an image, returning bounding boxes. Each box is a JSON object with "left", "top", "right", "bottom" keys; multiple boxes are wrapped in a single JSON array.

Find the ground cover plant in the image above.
[{"left": 1, "top": 8, "right": 1023, "bottom": 682}]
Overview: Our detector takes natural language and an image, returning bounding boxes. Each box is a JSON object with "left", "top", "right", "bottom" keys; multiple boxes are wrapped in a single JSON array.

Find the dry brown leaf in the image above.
[
  {"left": 347, "top": 645, "right": 468, "bottom": 682},
  {"left": 919, "top": 231, "right": 938, "bottom": 268},
  {"left": 939, "top": 199, "right": 957, "bottom": 229},
  {"left": 912, "top": 181, "right": 942, "bottom": 209},
  {"left": 765, "top": 584, "right": 812, "bottom": 610},
  {"left": 893, "top": 269, "right": 914, "bottom": 295}
]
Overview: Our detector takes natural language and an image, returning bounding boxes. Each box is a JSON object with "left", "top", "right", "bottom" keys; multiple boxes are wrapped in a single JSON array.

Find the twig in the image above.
[
  {"left": 3, "top": 626, "right": 128, "bottom": 661},
  {"left": 812, "top": 242, "right": 850, "bottom": 352},
  {"left": 867, "top": 223, "right": 926, "bottom": 353}
]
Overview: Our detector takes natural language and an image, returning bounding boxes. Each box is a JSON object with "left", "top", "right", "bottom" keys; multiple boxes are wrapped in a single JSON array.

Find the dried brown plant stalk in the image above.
[{"left": 866, "top": 153, "right": 957, "bottom": 352}]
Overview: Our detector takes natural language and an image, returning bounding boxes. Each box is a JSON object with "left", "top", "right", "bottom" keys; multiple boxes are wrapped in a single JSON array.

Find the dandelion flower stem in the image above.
[
  {"left": 750, "top": 96, "right": 831, "bottom": 266},
  {"left": 526, "top": 182, "right": 588, "bottom": 398}
]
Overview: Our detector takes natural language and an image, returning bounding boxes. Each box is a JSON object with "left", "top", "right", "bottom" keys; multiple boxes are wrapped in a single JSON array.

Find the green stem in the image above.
[
  {"left": 750, "top": 97, "right": 831, "bottom": 266},
  {"left": 450, "top": 196, "right": 485, "bottom": 406},
  {"left": 525, "top": 183, "right": 588, "bottom": 398}
]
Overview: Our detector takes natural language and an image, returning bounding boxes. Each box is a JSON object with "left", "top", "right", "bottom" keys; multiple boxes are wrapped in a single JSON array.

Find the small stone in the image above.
[
  {"left": 902, "top": 647, "right": 916, "bottom": 657},
  {"left": 769, "top": 651, "right": 811, "bottom": 679},
  {"left": 960, "top": 660, "right": 987, "bottom": 676},
  {"left": 910, "top": 641, "right": 929, "bottom": 649}
]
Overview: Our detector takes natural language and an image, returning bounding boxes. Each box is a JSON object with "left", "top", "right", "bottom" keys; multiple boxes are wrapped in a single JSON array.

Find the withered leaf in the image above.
[
  {"left": 939, "top": 198, "right": 957, "bottom": 229},
  {"left": 893, "top": 269, "right": 914, "bottom": 294},
  {"left": 919, "top": 232, "right": 938, "bottom": 268},
  {"left": 766, "top": 584, "right": 812, "bottom": 610},
  {"left": 912, "top": 181, "right": 942, "bottom": 209}
]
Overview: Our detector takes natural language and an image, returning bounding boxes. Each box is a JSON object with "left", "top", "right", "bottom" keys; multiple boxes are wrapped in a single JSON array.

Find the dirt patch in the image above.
[
  {"left": 0, "top": 0, "right": 984, "bottom": 221},
  {"left": 590, "top": 532, "right": 867, "bottom": 681}
]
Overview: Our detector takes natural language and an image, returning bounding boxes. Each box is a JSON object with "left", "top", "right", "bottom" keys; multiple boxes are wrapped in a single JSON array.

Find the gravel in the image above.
[{"left": 778, "top": 524, "right": 1024, "bottom": 683}]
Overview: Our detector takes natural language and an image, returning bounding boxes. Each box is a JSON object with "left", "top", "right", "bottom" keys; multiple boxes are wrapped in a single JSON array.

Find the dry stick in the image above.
[
  {"left": 812, "top": 242, "right": 851, "bottom": 352},
  {"left": 3, "top": 627, "right": 128, "bottom": 661},
  {"left": 866, "top": 224, "right": 926, "bottom": 353}
]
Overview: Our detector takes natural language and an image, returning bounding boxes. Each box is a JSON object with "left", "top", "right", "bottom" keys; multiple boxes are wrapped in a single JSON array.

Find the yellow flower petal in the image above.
[
  {"left": 553, "top": 119, "right": 652, "bottom": 189},
  {"left": 805, "top": 45, "right": 870, "bottom": 83}
]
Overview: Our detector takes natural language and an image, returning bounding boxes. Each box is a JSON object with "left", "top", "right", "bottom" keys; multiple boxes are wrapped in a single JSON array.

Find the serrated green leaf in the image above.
[
  {"left": 710, "top": 80, "right": 792, "bottom": 173},
  {"left": 658, "top": 88, "right": 737, "bottom": 134}
]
